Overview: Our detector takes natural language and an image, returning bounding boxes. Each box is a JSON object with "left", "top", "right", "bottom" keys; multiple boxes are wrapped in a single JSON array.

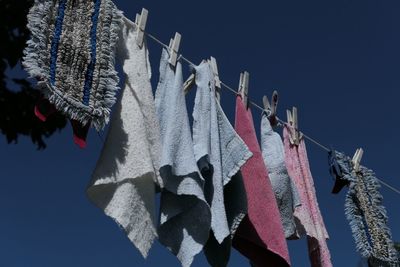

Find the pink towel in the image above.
[
  {"left": 233, "top": 96, "right": 290, "bottom": 267},
  {"left": 283, "top": 125, "right": 332, "bottom": 267}
]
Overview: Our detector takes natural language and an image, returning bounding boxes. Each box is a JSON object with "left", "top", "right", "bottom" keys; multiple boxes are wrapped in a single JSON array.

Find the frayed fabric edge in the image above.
[
  {"left": 23, "top": 0, "right": 123, "bottom": 131},
  {"left": 336, "top": 151, "right": 399, "bottom": 266},
  {"left": 23, "top": 0, "right": 53, "bottom": 81},
  {"left": 90, "top": 0, "right": 123, "bottom": 130}
]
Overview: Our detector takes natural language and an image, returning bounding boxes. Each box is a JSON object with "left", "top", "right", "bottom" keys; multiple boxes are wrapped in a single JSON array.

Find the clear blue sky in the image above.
[{"left": 1, "top": 0, "right": 399, "bottom": 266}]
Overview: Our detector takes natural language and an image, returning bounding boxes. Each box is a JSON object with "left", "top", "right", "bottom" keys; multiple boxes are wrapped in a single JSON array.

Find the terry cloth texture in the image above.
[
  {"left": 233, "top": 95, "right": 291, "bottom": 267},
  {"left": 155, "top": 49, "right": 211, "bottom": 267},
  {"left": 23, "top": 0, "right": 123, "bottom": 130},
  {"left": 192, "top": 61, "right": 252, "bottom": 267},
  {"left": 332, "top": 151, "right": 399, "bottom": 267},
  {"left": 283, "top": 125, "right": 332, "bottom": 267},
  {"left": 87, "top": 18, "right": 161, "bottom": 258},
  {"left": 260, "top": 113, "right": 301, "bottom": 239}
]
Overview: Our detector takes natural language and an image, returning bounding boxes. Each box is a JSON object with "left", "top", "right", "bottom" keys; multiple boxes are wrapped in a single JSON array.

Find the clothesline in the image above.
[
  {"left": 23, "top": 2, "right": 398, "bottom": 265},
  {"left": 146, "top": 31, "right": 346, "bottom": 153},
  {"left": 106, "top": 17, "right": 400, "bottom": 197}
]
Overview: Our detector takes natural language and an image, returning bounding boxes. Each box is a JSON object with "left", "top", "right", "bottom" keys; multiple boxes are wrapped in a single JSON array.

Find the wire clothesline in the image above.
[{"left": 114, "top": 18, "right": 400, "bottom": 196}]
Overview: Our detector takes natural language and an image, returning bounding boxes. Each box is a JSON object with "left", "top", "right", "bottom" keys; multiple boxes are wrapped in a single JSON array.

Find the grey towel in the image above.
[
  {"left": 87, "top": 18, "right": 161, "bottom": 258},
  {"left": 260, "top": 113, "right": 301, "bottom": 239},
  {"left": 155, "top": 49, "right": 211, "bottom": 267},
  {"left": 192, "top": 60, "right": 252, "bottom": 267}
]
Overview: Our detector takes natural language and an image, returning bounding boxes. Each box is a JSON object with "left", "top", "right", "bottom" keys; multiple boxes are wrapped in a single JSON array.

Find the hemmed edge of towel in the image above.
[{"left": 87, "top": 172, "right": 158, "bottom": 259}]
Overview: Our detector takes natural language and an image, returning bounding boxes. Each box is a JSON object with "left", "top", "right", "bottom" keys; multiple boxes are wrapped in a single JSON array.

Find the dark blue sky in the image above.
[{"left": 1, "top": 0, "right": 400, "bottom": 266}]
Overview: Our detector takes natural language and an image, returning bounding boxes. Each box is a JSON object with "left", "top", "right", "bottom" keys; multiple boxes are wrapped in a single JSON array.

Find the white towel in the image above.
[
  {"left": 260, "top": 113, "right": 301, "bottom": 239},
  {"left": 87, "top": 18, "right": 161, "bottom": 258},
  {"left": 192, "top": 61, "right": 252, "bottom": 267},
  {"left": 155, "top": 49, "right": 211, "bottom": 267}
]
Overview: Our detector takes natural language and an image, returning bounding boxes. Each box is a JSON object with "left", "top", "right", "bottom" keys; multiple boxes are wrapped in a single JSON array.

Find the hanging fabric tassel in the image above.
[
  {"left": 333, "top": 151, "right": 399, "bottom": 267},
  {"left": 23, "top": 0, "right": 122, "bottom": 131}
]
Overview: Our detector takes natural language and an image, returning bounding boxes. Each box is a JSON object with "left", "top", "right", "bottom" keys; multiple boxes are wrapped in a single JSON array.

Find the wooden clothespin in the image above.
[
  {"left": 286, "top": 107, "right": 302, "bottom": 145},
  {"left": 238, "top": 71, "right": 250, "bottom": 108},
  {"left": 262, "top": 90, "right": 279, "bottom": 126},
  {"left": 168, "top": 32, "right": 181, "bottom": 67},
  {"left": 183, "top": 57, "right": 222, "bottom": 98},
  {"left": 183, "top": 73, "right": 196, "bottom": 94},
  {"left": 135, "top": 8, "right": 148, "bottom": 48},
  {"left": 209, "top": 56, "right": 221, "bottom": 101},
  {"left": 352, "top": 148, "right": 364, "bottom": 172}
]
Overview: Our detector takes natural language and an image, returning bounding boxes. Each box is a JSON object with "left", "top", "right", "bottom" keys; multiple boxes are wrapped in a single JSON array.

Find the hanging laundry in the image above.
[
  {"left": 328, "top": 148, "right": 350, "bottom": 194},
  {"left": 87, "top": 18, "right": 161, "bottom": 258},
  {"left": 283, "top": 125, "right": 332, "bottom": 267},
  {"left": 331, "top": 151, "right": 399, "bottom": 267},
  {"left": 34, "top": 95, "right": 91, "bottom": 148},
  {"left": 233, "top": 95, "right": 290, "bottom": 267},
  {"left": 260, "top": 112, "right": 301, "bottom": 239},
  {"left": 23, "top": 0, "right": 122, "bottom": 139},
  {"left": 191, "top": 61, "right": 252, "bottom": 267},
  {"left": 155, "top": 49, "right": 211, "bottom": 267}
]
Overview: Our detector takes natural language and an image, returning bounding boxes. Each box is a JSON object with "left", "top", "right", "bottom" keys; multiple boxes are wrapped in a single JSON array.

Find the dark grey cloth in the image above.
[
  {"left": 155, "top": 49, "right": 211, "bottom": 267},
  {"left": 192, "top": 60, "right": 252, "bottom": 267}
]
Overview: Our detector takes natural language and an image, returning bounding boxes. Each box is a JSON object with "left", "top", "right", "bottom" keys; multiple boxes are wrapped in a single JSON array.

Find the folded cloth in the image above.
[
  {"left": 260, "top": 113, "right": 301, "bottom": 239},
  {"left": 233, "top": 96, "right": 290, "bottom": 267},
  {"left": 23, "top": 0, "right": 122, "bottom": 130},
  {"left": 332, "top": 151, "right": 399, "bottom": 267},
  {"left": 155, "top": 49, "right": 211, "bottom": 267},
  {"left": 87, "top": 18, "right": 161, "bottom": 258},
  {"left": 283, "top": 125, "right": 332, "bottom": 267},
  {"left": 192, "top": 61, "right": 252, "bottom": 267}
]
